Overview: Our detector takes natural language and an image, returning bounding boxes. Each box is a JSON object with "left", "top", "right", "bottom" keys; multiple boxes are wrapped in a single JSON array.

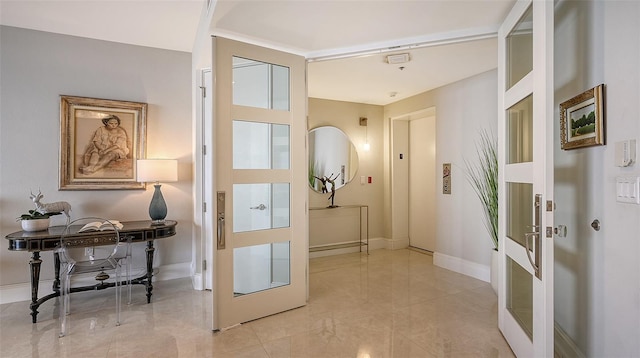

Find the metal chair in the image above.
[{"left": 56, "top": 217, "right": 131, "bottom": 338}]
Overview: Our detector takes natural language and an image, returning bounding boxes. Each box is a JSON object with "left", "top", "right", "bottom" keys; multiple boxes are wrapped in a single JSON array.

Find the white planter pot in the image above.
[
  {"left": 21, "top": 218, "right": 50, "bottom": 232},
  {"left": 490, "top": 249, "right": 498, "bottom": 294}
]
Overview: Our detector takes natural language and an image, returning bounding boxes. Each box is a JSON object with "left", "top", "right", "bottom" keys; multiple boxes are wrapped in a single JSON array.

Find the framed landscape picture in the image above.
[
  {"left": 59, "top": 95, "right": 147, "bottom": 190},
  {"left": 559, "top": 84, "right": 605, "bottom": 150}
]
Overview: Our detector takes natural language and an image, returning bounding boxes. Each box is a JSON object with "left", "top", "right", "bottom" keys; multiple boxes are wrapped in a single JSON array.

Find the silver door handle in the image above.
[
  {"left": 250, "top": 204, "right": 267, "bottom": 210},
  {"left": 525, "top": 194, "right": 543, "bottom": 280},
  {"left": 524, "top": 232, "right": 539, "bottom": 276}
]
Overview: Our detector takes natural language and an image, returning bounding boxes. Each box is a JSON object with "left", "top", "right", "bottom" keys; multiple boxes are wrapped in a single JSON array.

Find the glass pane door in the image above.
[
  {"left": 498, "top": 0, "right": 554, "bottom": 356},
  {"left": 213, "top": 37, "right": 307, "bottom": 330}
]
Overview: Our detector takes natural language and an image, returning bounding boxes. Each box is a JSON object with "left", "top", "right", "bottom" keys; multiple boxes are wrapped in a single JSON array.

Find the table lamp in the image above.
[{"left": 136, "top": 159, "right": 178, "bottom": 224}]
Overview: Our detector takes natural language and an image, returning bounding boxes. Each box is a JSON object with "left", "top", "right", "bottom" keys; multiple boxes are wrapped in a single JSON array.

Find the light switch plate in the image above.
[
  {"left": 615, "top": 140, "right": 636, "bottom": 167},
  {"left": 616, "top": 176, "right": 640, "bottom": 204}
]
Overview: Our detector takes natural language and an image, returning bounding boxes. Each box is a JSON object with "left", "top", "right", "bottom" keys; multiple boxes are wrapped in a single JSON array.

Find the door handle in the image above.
[
  {"left": 524, "top": 231, "right": 539, "bottom": 276},
  {"left": 525, "top": 194, "right": 543, "bottom": 280},
  {"left": 217, "top": 191, "right": 226, "bottom": 250},
  {"left": 217, "top": 215, "right": 225, "bottom": 249},
  {"left": 250, "top": 204, "right": 267, "bottom": 210}
]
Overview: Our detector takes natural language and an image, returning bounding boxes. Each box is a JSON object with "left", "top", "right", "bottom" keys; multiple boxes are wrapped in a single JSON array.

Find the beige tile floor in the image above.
[{"left": 0, "top": 249, "right": 514, "bottom": 357}]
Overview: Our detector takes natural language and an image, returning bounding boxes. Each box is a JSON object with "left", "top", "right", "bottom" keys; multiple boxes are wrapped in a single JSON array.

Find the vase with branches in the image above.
[{"left": 465, "top": 129, "right": 498, "bottom": 251}]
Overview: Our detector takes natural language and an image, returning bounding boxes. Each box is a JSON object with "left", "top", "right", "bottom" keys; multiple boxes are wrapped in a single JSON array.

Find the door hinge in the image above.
[
  {"left": 546, "top": 226, "right": 553, "bottom": 238},
  {"left": 202, "top": 144, "right": 207, "bottom": 156},
  {"left": 546, "top": 200, "right": 553, "bottom": 212},
  {"left": 199, "top": 86, "right": 206, "bottom": 97},
  {"left": 203, "top": 202, "right": 207, "bottom": 213},
  {"left": 202, "top": 259, "right": 207, "bottom": 271}
]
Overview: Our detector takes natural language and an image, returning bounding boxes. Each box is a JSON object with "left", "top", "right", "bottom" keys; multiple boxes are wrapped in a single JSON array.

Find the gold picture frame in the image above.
[
  {"left": 560, "top": 84, "right": 605, "bottom": 150},
  {"left": 59, "top": 95, "right": 147, "bottom": 190}
]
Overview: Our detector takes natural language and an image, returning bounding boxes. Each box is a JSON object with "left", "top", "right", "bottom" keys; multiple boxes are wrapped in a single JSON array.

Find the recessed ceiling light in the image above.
[{"left": 386, "top": 53, "right": 410, "bottom": 64}]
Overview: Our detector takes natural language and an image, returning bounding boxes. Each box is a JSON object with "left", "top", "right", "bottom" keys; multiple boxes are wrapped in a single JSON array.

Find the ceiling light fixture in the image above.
[{"left": 386, "top": 53, "right": 410, "bottom": 64}]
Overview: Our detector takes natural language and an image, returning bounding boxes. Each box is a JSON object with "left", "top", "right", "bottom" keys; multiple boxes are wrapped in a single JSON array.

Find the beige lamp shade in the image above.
[{"left": 136, "top": 159, "right": 178, "bottom": 183}]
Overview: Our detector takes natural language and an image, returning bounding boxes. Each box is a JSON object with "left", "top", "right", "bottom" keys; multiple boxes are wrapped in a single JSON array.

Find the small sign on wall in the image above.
[{"left": 443, "top": 163, "right": 451, "bottom": 194}]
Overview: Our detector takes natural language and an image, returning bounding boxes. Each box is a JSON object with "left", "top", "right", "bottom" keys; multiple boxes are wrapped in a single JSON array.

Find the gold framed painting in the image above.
[
  {"left": 59, "top": 95, "right": 147, "bottom": 190},
  {"left": 560, "top": 84, "right": 605, "bottom": 150}
]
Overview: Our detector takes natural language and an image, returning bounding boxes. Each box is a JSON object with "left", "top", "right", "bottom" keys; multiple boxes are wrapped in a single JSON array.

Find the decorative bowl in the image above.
[{"left": 21, "top": 218, "right": 50, "bottom": 232}]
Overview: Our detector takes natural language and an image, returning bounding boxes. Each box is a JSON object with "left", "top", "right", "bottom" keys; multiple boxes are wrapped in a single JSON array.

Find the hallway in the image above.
[{"left": 0, "top": 249, "right": 514, "bottom": 357}]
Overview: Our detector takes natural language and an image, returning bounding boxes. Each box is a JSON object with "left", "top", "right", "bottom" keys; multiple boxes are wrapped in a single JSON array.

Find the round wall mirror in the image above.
[{"left": 308, "top": 126, "right": 359, "bottom": 193}]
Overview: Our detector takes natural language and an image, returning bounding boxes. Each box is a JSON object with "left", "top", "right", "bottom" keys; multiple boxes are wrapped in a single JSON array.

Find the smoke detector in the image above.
[{"left": 386, "top": 53, "right": 410, "bottom": 64}]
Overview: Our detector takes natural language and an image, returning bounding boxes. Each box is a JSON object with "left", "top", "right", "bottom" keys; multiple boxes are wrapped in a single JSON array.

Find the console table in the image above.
[
  {"left": 309, "top": 205, "right": 368, "bottom": 254},
  {"left": 5, "top": 220, "right": 177, "bottom": 323}
]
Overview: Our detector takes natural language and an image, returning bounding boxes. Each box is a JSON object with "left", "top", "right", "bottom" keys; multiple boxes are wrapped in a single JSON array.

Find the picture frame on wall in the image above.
[
  {"left": 443, "top": 163, "right": 451, "bottom": 194},
  {"left": 59, "top": 95, "right": 147, "bottom": 190},
  {"left": 559, "top": 84, "right": 605, "bottom": 150}
]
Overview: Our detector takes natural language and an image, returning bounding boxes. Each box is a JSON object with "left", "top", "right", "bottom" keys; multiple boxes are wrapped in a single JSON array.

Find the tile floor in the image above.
[{"left": 0, "top": 249, "right": 514, "bottom": 357}]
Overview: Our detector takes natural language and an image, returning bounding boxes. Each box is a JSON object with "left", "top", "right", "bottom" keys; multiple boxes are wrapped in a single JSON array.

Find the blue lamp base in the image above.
[{"left": 149, "top": 184, "right": 168, "bottom": 225}]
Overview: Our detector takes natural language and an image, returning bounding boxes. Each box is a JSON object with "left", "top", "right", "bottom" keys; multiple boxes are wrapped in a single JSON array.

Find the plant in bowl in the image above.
[{"left": 17, "top": 210, "right": 61, "bottom": 231}]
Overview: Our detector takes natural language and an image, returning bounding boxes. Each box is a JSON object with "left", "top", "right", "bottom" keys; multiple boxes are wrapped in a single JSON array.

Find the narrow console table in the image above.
[
  {"left": 5, "top": 220, "right": 177, "bottom": 323},
  {"left": 309, "top": 205, "right": 368, "bottom": 254}
]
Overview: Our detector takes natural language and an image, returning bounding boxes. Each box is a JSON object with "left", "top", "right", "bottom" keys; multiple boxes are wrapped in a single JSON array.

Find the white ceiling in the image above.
[
  {"left": 0, "top": 0, "right": 206, "bottom": 52},
  {"left": 0, "top": 0, "right": 515, "bottom": 105}
]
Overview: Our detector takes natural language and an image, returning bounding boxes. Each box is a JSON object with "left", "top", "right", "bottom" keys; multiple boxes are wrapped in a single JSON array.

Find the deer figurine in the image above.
[{"left": 30, "top": 190, "right": 72, "bottom": 223}]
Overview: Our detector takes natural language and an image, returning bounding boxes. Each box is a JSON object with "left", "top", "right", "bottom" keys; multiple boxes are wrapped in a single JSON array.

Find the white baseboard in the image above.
[
  {"left": 309, "top": 237, "right": 385, "bottom": 258},
  {"left": 0, "top": 262, "right": 192, "bottom": 305},
  {"left": 309, "top": 246, "right": 362, "bottom": 258},
  {"left": 384, "top": 237, "right": 409, "bottom": 250},
  {"left": 554, "top": 322, "right": 585, "bottom": 358},
  {"left": 153, "top": 262, "right": 191, "bottom": 282},
  {"left": 0, "top": 281, "right": 55, "bottom": 306},
  {"left": 368, "top": 237, "right": 387, "bottom": 251},
  {"left": 433, "top": 252, "right": 490, "bottom": 283},
  {"left": 192, "top": 273, "right": 204, "bottom": 291}
]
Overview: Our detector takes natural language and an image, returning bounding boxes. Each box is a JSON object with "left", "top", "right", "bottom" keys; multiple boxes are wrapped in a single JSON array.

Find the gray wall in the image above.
[
  {"left": 554, "top": 0, "right": 640, "bottom": 356},
  {"left": 599, "top": 1, "right": 640, "bottom": 354},
  {"left": 0, "top": 26, "right": 193, "bottom": 289}
]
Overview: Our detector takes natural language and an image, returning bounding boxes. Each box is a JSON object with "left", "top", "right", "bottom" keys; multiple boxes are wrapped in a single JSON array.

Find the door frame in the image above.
[{"left": 389, "top": 107, "right": 436, "bottom": 250}]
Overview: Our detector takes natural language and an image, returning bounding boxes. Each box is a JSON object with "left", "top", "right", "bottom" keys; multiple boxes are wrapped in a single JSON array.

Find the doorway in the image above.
[{"left": 391, "top": 109, "right": 436, "bottom": 252}]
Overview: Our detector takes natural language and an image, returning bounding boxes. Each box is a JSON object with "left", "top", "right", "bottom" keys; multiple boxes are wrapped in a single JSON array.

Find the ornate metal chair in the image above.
[{"left": 56, "top": 217, "right": 131, "bottom": 338}]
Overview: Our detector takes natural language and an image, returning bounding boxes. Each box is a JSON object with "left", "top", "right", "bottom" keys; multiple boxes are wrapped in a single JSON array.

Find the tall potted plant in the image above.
[{"left": 465, "top": 129, "right": 498, "bottom": 292}]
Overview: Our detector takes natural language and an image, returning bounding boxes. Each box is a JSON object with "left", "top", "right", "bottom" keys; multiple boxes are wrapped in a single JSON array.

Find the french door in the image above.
[
  {"left": 497, "top": 0, "right": 554, "bottom": 356},
  {"left": 212, "top": 37, "right": 307, "bottom": 330}
]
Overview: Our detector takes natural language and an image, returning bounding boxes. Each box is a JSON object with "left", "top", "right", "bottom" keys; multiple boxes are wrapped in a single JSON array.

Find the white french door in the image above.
[
  {"left": 212, "top": 37, "right": 307, "bottom": 330},
  {"left": 498, "top": 0, "right": 554, "bottom": 357}
]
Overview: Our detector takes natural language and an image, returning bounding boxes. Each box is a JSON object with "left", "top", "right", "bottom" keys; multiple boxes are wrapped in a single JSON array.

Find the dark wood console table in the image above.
[{"left": 5, "top": 220, "right": 177, "bottom": 323}]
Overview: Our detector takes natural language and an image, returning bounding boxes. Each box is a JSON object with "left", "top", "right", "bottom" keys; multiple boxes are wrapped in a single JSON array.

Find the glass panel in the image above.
[
  {"left": 506, "top": 95, "right": 533, "bottom": 164},
  {"left": 271, "top": 65, "right": 290, "bottom": 111},
  {"left": 507, "top": 256, "right": 533, "bottom": 340},
  {"left": 506, "top": 5, "right": 533, "bottom": 89},
  {"left": 233, "top": 120, "right": 290, "bottom": 169},
  {"left": 233, "top": 183, "right": 290, "bottom": 233},
  {"left": 233, "top": 241, "right": 290, "bottom": 296},
  {"left": 271, "top": 123, "right": 290, "bottom": 169},
  {"left": 506, "top": 182, "right": 533, "bottom": 247},
  {"left": 232, "top": 56, "right": 290, "bottom": 110}
]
